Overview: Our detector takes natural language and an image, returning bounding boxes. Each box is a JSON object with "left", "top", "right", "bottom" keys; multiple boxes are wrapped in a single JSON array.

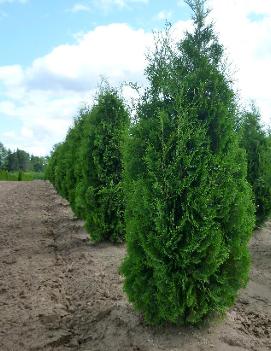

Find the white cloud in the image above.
[
  {"left": 1, "top": 0, "right": 271, "bottom": 155},
  {"left": 0, "top": 89, "right": 88, "bottom": 155},
  {"left": 155, "top": 10, "right": 172, "bottom": 21},
  {"left": 23, "top": 24, "right": 152, "bottom": 94},
  {"left": 0, "top": 24, "right": 154, "bottom": 155},
  {"left": 69, "top": 3, "right": 91, "bottom": 13},
  {"left": 207, "top": 0, "right": 271, "bottom": 123},
  {"left": 92, "top": 0, "right": 148, "bottom": 11},
  {"left": 0, "top": 65, "right": 24, "bottom": 86}
]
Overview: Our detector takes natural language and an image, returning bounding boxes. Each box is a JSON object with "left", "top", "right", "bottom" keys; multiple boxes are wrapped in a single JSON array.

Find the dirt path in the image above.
[{"left": 0, "top": 181, "right": 270, "bottom": 351}]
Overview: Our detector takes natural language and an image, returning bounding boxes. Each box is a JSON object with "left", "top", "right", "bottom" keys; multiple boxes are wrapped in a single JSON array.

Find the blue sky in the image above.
[
  {"left": 0, "top": 0, "right": 189, "bottom": 66},
  {"left": 0, "top": 0, "right": 271, "bottom": 155}
]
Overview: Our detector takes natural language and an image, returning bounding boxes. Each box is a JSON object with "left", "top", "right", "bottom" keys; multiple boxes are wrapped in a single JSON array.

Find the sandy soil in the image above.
[{"left": 0, "top": 181, "right": 270, "bottom": 351}]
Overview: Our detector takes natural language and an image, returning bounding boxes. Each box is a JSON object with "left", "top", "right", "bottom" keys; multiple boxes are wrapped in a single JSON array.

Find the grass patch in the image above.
[{"left": 0, "top": 170, "right": 45, "bottom": 181}]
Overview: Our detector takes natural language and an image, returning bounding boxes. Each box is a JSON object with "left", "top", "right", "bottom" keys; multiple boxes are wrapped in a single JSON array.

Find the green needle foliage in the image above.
[
  {"left": 46, "top": 85, "right": 129, "bottom": 243},
  {"left": 81, "top": 87, "right": 129, "bottom": 242},
  {"left": 121, "top": 0, "right": 255, "bottom": 325},
  {"left": 240, "top": 104, "right": 271, "bottom": 225}
]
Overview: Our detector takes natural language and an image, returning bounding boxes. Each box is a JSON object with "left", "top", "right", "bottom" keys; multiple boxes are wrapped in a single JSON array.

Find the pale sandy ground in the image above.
[{"left": 0, "top": 181, "right": 270, "bottom": 351}]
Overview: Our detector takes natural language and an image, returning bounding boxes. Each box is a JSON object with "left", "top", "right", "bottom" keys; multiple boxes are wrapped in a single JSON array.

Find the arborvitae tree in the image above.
[
  {"left": 79, "top": 87, "right": 129, "bottom": 242},
  {"left": 46, "top": 86, "right": 129, "bottom": 243},
  {"left": 45, "top": 143, "right": 62, "bottom": 186},
  {"left": 240, "top": 105, "right": 271, "bottom": 225},
  {"left": 65, "top": 110, "right": 91, "bottom": 214},
  {"left": 45, "top": 117, "right": 91, "bottom": 216},
  {"left": 121, "top": 0, "right": 255, "bottom": 325},
  {"left": 46, "top": 142, "right": 72, "bottom": 200}
]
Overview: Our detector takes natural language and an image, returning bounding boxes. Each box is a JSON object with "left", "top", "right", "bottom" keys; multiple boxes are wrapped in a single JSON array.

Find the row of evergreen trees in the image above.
[
  {"left": 240, "top": 107, "right": 271, "bottom": 225},
  {"left": 46, "top": 0, "right": 271, "bottom": 325}
]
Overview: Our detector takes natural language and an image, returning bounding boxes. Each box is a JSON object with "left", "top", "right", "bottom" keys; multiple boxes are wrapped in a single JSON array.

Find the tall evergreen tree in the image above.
[
  {"left": 46, "top": 86, "right": 129, "bottom": 243},
  {"left": 121, "top": 0, "right": 255, "bottom": 325},
  {"left": 240, "top": 104, "right": 271, "bottom": 225},
  {"left": 45, "top": 143, "right": 62, "bottom": 186},
  {"left": 80, "top": 87, "right": 129, "bottom": 242}
]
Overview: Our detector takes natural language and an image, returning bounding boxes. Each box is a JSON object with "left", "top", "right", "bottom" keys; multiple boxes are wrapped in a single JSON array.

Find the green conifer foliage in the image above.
[
  {"left": 45, "top": 86, "right": 129, "bottom": 243},
  {"left": 81, "top": 88, "right": 129, "bottom": 242},
  {"left": 45, "top": 143, "right": 64, "bottom": 193},
  {"left": 121, "top": 0, "right": 255, "bottom": 325},
  {"left": 63, "top": 111, "right": 90, "bottom": 212},
  {"left": 240, "top": 105, "right": 271, "bottom": 225}
]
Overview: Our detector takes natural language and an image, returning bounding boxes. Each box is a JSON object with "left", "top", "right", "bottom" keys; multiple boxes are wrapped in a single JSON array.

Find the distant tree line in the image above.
[
  {"left": 0, "top": 142, "right": 47, "bottom": 173},
  {"left": 45, "top": 0, "right": 271, "bottom": 326}
]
